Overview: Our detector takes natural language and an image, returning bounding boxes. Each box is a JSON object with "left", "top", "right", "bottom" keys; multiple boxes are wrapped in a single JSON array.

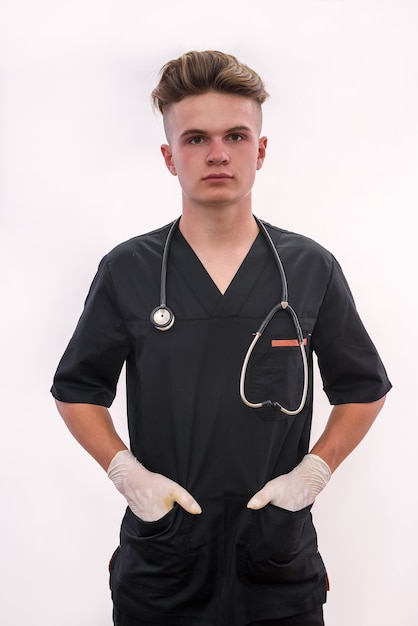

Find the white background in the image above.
[{"left": 1, "top": 1, "right": 417, "bottom": 624}]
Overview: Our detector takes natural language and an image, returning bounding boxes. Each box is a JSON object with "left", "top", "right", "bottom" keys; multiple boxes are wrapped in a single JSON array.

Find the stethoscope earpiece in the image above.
[{"left": 151, "top": 306, "right": 175, "bottom": 331}]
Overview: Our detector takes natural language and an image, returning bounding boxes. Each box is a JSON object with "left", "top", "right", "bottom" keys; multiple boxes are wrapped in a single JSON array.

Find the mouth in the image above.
[{"left": 203, "top": 173, "right": 233, "bottom": 181}]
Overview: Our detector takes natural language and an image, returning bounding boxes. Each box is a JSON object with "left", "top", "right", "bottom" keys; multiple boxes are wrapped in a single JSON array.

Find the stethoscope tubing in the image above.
[
  {"left": 159, "top": 217, "right": 180, "bottom": 308},
  {"left": 151, "top": 216, "right": 309, "bottom": 415},
  {"left": 239, "top": 320, "right": 309, "bottom": 415}
]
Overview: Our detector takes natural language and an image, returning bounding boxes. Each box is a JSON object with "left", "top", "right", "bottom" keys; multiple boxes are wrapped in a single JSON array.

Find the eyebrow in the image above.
[{"left": 180, "top": 125, "right": 252, "bottom": 138}]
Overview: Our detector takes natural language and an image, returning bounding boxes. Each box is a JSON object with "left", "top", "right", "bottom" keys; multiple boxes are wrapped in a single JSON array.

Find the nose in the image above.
[{"left": 207, "top": 141, "right": 229, "bottom": 165}]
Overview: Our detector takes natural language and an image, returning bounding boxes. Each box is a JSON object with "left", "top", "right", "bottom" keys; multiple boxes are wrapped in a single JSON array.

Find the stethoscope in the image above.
[{"left": 150, "top": 217, "right": 308, "bottom": 415}]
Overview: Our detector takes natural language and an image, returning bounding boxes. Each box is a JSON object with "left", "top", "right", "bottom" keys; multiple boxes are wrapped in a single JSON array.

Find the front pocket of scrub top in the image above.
[
  {"left": 119, "top": 504, "right": 193, "bottom": 593},
  {"left": 246, "top": 337, "right": 308, "bottom": 416},
  {"left": 238, "top": 504, "right": 314, "bottom": 584}
]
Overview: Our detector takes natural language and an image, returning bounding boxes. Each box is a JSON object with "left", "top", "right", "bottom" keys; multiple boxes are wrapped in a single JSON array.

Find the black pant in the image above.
[
  {"left": 249, "top": 605, "right": 324, "bottom": 625},
  {"left": 113, "top": 605, "right": 324, "bottom": 626}
]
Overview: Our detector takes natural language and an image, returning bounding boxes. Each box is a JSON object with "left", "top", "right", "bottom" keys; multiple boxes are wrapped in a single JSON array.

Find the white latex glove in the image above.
[
  {"left": 107, "top": 450, "right": 202, "bottom": 522},
  {"left": 247, "top": 454, "right": 331, "bottom": 512}
]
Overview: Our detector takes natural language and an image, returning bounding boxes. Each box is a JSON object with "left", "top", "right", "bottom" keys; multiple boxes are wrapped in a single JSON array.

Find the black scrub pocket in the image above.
[
  {"left": 117, "top": 505, "right": 193, "bottom": 593},
  {"left": 246, "top": 330, "right": 309, "bottom": 418},
  {"left": 238, "top": 504, "right": 316, "bottom": 584}
]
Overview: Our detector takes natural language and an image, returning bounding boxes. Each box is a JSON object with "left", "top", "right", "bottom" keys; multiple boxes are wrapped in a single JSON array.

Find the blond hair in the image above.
[{"left": 151, "top": 50, "right": 269, "bottom": 114}]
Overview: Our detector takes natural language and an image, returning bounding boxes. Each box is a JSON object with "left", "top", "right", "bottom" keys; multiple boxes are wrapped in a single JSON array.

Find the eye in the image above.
[
  {"left": 189, "top": 136, "right": 204, "bottom": 145},
  {"left": 228, "top": 133, "right": 244, "bottom": 142}
]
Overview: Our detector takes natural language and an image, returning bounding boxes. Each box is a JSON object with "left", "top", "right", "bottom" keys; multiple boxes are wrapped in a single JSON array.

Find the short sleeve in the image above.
[
  {"left": 51, "top": 257, "right": 132, "bottom": 407},
  {"left": 312, "top": 256, "right": 391, "bottom": 405}
]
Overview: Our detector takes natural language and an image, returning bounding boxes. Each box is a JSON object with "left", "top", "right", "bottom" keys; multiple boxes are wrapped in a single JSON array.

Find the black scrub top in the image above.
[{"left": 51, "top": 221, "right": 391, "bottom": 625}]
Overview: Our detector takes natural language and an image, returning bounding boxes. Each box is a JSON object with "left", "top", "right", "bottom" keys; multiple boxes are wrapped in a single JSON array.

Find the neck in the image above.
[
  {"left": 178, "top": 205, "right": 260, "bottom": 295},
  {"left": 179, "top": 204, "right": 259, "bottom": 248}
]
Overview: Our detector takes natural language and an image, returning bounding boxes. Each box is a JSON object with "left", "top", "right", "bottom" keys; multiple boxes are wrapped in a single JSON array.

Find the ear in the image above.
[
  {"left": 256, "top": 136, "right": 268, "bottom": 170},
  {"left": 160, "top": 144, "right": 177, "bottom": 176}
]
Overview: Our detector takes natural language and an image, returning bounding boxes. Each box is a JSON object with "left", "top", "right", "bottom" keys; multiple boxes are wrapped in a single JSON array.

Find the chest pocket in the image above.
[{"left": 245, "top": 317, "right": 311, "bottom": 418}]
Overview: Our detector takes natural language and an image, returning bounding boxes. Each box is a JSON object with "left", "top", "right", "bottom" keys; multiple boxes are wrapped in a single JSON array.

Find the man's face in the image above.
[{"left": 160, "top": 92, "right": 267, "bottom": 211}]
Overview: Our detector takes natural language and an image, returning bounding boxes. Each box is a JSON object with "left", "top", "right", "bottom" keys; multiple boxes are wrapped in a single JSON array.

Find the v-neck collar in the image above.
[{"left": 169, "top": 228, "right": 272, "bottom": 317}]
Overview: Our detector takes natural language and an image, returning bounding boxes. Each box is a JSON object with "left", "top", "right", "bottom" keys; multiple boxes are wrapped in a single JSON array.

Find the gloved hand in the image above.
[
  {"left": 247, "top": 454, "right": 331, "bottom": 512},
  {"left": 107, "top": 449, "right": 202, "bottom": 522}
]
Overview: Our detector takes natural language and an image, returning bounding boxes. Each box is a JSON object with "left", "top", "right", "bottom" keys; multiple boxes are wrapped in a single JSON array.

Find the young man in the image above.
[{"left": 51, "top": 51, "right": 391, "bottom": 626}]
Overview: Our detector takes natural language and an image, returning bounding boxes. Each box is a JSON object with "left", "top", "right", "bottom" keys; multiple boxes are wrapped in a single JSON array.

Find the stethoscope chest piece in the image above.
[{"left": 150, "top": 306, "right": 175, "bottom": 331}]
